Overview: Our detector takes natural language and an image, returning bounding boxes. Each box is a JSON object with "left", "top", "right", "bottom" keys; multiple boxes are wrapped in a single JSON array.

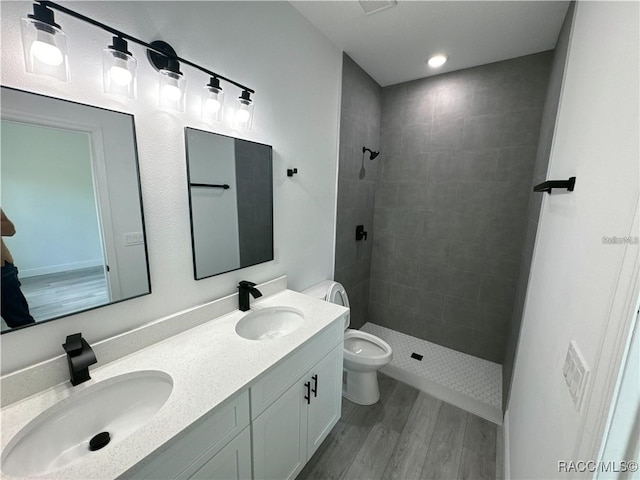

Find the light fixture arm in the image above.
[{"left": 34, "top": 0, "right": 255, "bottom": 94}]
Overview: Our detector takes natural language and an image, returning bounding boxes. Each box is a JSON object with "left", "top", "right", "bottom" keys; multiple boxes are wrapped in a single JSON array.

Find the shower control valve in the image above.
[{"left": 355, "top": 225, "right": 368, "bottom": 241}]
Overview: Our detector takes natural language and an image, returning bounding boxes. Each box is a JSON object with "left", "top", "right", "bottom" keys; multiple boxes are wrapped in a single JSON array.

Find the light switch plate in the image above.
[
  {"left": 563, "top": 341, "right": 590, "bottom": 411},
  {"left": 124, "top": 232, "right": 144, "bottom": 247}
]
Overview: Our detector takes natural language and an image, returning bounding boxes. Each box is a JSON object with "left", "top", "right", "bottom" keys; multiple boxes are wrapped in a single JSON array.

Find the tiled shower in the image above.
[{"left": 334, "top": 4, "right": 573, "bottom": 414}]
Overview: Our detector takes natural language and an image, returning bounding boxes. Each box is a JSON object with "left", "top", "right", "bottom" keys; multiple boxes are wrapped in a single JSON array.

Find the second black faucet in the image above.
[{"left": 238, "top": 280, "right": 262, "bottom": 311}]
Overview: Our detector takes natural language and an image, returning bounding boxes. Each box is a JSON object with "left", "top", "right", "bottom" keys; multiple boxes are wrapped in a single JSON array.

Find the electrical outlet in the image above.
[{"left": 562, "top": 341, "right": 589, "bottom": 411}]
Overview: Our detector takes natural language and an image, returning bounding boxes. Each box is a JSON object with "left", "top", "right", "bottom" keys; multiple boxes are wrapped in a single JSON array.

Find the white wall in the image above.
[
  {"left": 0, "top": 1, "right": 342, "bottom": 373},
  {"left": 1, "top": 120, "right": 103, "bottom": 276},
  {"left": 507, "top": 2, "right": 639, "bottom": 478}
]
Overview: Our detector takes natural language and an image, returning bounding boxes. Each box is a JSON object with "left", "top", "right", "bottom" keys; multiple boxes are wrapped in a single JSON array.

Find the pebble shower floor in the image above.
[{"left": 361, "top": 323, "right": 502, "bottom": 422}]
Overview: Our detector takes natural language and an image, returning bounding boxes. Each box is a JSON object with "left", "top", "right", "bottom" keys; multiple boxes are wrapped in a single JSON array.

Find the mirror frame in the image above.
[
  {"left": 184, "top": 127, "right": 274, "bottom": 280},
  {"left": 0, "top": 86, "right": 152, "bottom": 333}
]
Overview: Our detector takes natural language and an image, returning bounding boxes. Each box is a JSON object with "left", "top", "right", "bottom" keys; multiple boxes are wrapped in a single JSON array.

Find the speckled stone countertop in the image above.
[{"left": 0, "top": 289, "right": 348, "bottom": 480}]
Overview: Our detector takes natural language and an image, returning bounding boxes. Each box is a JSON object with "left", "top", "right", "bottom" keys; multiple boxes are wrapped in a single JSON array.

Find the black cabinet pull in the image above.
[
  {"left": 311, "top": 374, "right": 318, "bottom": 397},
  {"left": 304, "top": 381, "right": 311, "bottom": 404}
]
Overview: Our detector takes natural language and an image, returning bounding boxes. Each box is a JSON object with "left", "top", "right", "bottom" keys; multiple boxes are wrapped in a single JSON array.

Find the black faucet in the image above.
[
  {"left": 62, "top": 333, "right": 97, "bottom": 386},
  {"left": 238, "top": 280, "right": 262, "bottom": 311}
]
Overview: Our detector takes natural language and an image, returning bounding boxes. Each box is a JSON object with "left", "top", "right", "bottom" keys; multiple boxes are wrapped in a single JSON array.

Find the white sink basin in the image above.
[
  {"left": 1, "top": 370, "right": 173, "bottom": 477},
  {"left": 235, "top": 306, "right": 305, "bottom": 340}
]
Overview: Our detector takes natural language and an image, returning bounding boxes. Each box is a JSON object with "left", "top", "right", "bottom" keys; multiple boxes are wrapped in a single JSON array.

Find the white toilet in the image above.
[{"left": 303, "top": 281, "right": 393, "bottom": 405}]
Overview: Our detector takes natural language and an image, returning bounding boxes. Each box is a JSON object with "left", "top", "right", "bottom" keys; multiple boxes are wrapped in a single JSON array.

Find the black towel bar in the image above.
[
  {"left": 533, "top": 177, "right": 576, "bottom": 194},
  {"left": 190, "top": 183, "right": 230, "bottom": 189}
]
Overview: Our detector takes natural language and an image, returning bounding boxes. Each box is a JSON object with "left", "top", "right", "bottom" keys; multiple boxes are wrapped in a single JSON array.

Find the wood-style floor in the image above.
[
  {"left": 297, "top": 374, "right": 498, "bottom": 480},
  {"left": 20, "top": 266, "right": 109, "bottom": 321}
]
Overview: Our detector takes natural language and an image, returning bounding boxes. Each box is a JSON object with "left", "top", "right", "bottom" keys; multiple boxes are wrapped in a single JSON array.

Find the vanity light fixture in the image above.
[
  {"left": 202, "top": 76, "right": 224, "bottom": 123},
  {"left": 103, "top": 36, "right": 136, "bottom": 99},
  {"left": 427, "top": 54, "right": 448, "bottom": 68},
  {"left": 19, "top": 1, "right": 256, "bottom": 128},
  {"left": 147, "top": 40, "right": 186, "bottom": 112},
  {"left": 159, "top": 63, "right": 186, "bottom": 112},
  {"left": 235, "top": 90, "right": 254, "bottom": 131},
  {"left": 20, "top": 2, "right": 69, "bottom": 81}
]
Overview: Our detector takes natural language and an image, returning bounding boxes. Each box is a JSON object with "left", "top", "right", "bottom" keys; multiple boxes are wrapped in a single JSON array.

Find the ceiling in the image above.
[{"left": 290, "top": 1, "right": 570, "bottom": 87}]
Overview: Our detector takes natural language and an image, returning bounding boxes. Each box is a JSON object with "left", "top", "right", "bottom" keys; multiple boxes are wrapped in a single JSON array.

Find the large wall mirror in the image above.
[
  {"left": 1, "top": 87, "right": 150, "bottom": 333},
  {"left": 185, "top": 127, "right": 273, "bottom": 279}
]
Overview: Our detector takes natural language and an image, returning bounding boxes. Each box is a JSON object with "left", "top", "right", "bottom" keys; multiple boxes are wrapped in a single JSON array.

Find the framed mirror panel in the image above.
[
  {"left": 185, "top": 127, "right": 273, "bottom": 280},
  {"left": 1, "top": 87, "right": 150, "bottom": 332}
]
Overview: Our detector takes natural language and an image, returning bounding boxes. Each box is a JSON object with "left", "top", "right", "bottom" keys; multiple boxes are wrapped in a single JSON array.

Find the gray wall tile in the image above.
[
  {"left": 463, "top": 114, "right": 503, "bottom": 149},
  {"left": 337, "top": 48, "right": 557, "bottom": 367},
  {"left": 496, "top": 146, "right": 538, "bottom": 183},
  {"left": 334, "top": 54, "right": 383, "bottom": 329},
  {"left": 368, "top": 51, "right": 553, "bottom": 364}
]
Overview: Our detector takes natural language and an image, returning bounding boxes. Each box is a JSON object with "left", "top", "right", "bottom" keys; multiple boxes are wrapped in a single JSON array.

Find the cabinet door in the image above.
[
  {"left": 121, "top": 392, "right": 250, "bottom": 480},
  {"left": 252, "top": 376, "right": 308, "bottom": 480},
  {"left": 188, "top": 427, "right": 252, "bottom": 480},
  {"left": 307, "top": 344, "right": 343, "bottom": 457}
]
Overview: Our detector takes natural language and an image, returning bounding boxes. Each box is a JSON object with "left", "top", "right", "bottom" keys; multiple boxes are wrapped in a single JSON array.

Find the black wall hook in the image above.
[
  {"left": 534, "top": 177, "right": 576, "bottom": 194},
  {"left": 287, "top": 168, "right": 298, "bottom": 177}
]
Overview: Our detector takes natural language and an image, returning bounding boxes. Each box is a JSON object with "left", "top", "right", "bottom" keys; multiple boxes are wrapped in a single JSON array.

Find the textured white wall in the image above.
[
  {"left": 0, "top": 1, "right": 342, "bottom": 373},
  {"left": 507, "top": 1, "right": 639, "bottom": 477}
]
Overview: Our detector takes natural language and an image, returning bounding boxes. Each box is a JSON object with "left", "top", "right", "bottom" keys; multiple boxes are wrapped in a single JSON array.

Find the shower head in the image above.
[{"left": 363, "top": 147, "right": 380, "bottom": 160}]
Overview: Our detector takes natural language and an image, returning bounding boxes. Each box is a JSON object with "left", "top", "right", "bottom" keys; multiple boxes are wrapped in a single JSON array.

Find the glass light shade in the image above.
[
  {"left": 103, "top": 49, "right": 137, "bottom": 99},
  {"left": 21, "top": 18, "right": 69, "bottom": 82},
  {"left": 234, "top": 95, "right": 254, "bottom": 131},
  {"left": 159, "top": 69, "right": 186, "bottom": 112},
  {"left": 202, "top": 86, "right": 225, "bottom": 123}
]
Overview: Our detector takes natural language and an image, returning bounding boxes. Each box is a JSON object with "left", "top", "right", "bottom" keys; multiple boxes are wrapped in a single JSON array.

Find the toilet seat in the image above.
[
  {"left": 344, "top": 329, "right": 391, "bottom": 358},
  {"left": 343, "top": 329, "right": 393, "bottom": 371}
]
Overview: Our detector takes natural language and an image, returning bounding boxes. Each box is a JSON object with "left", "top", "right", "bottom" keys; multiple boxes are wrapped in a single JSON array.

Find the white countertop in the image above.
[{"left": 0, "top": 289, "right": 348, "bottom": 480}]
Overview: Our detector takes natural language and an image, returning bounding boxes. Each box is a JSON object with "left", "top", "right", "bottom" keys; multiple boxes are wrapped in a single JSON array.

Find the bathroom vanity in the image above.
[{"left": 0, "top": 287, "right": 348, "bottom": 480}]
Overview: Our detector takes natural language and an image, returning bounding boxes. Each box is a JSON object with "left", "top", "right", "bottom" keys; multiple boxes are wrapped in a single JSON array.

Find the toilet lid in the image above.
[
  {"left": 327, "top": 282, "right": 350, "bottom": 329},
  {"left": 328, "top": 282, "right": 349, "bottom": 308}
]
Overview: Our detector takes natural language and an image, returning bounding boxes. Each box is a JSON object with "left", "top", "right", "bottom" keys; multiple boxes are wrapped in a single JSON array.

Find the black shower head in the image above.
[{"left": 363, "top": 147, "right": 380, "bottom": 160}]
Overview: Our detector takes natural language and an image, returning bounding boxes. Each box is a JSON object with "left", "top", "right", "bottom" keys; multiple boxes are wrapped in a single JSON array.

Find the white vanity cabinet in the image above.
[
  {"left": 251, "top": 322, "right": 344, "bottom": 480},
  {"left": 120, "top": 392, "right": 251, "bottom": 480},
  {"left": 121, "top": 319, "right": 345, "bottom": 480}
]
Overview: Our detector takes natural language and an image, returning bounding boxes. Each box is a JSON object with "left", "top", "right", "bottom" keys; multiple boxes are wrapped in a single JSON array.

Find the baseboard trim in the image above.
[{"left": 20, "top": 259, "right": 103, "bottom": 278}]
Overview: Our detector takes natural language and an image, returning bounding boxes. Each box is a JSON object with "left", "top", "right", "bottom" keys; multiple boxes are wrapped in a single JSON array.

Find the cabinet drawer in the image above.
[
  {"left": 121, "top": 391, "right": 250, "bottom": 480},
  {"left": 250, "top": 320, "right": 343, "bottom": 419}
]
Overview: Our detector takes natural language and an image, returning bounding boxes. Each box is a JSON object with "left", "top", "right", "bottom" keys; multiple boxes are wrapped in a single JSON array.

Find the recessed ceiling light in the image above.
[{"left": 428, "top": 54, "right": 448, "bottom": 68}]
